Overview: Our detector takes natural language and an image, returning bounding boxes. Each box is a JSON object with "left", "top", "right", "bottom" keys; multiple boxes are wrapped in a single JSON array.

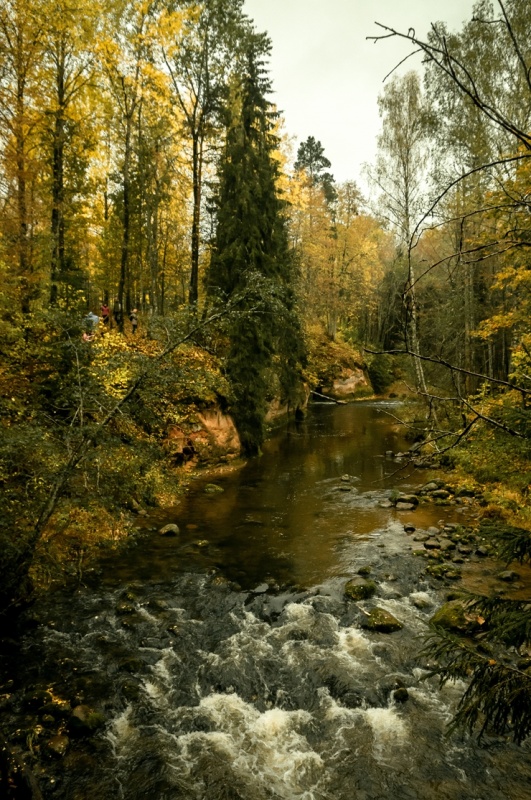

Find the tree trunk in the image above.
[
  {"left": 50, "top": 45, "right": 66, "bottom": 305},
  {"left": 15, "top": 62, "right": 29, "bottom": 313},
  {"left": 118, "top": 118, "right": 132, "bottom": 332},
  {"left": 189, "top": 132, "right": 203, "bottom": 306}
]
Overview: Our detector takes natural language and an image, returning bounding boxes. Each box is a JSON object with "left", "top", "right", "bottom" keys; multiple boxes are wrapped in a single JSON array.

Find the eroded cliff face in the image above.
[
  {"left": 324, "top": 367, "right": 371, "bottom": 400},
  {"left": 166, "top": 390, "right": 312, "bottom": 464},
  {"left": 308, "top": 335, "right": 373, "bottom": 401},
  {"left": 196, "top": 409, "right": 241, "bottom": 454},
  {"left": 166, "top": 409, "right": 241, "bottom": 465}
]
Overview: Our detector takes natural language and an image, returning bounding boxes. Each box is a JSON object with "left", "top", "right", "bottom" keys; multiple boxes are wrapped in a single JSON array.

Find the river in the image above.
[{"left": 2, "top": 401, "right": 531, "bottom": 799}]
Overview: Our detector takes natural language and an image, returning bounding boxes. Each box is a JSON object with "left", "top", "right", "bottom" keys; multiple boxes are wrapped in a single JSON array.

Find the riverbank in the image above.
[{"left": 20, "top": 332, "right": 372, "bottom": 598}]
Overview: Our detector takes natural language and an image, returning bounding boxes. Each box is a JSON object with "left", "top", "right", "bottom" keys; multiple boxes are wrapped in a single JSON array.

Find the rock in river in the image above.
[
  {"left": 68, "top": 705, "right": 106, "bottom": 736},
  {"left": 204, "top": 483, "right": 224, "bottom": 494},
  {"left": 362, "top": 607, "right": 403, "bottom": 633},
  {"left": 45, "top": 734, "right": 70, "bottom": 758},
  {"left": 344, "top": 577, "right": 377, "bottom": 600},
  {"left": 159, "top": 523, "right": 180, "bottom": 536},
  {"left": 430, "top": 600, "right": 483, "bottom": 634},
  {"left": 397, "top": 494, "right": 419, "bottom": 506}
]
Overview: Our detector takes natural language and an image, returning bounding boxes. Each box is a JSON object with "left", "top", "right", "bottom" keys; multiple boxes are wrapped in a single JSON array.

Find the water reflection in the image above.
[{"left": 101, "top": 402, "right": 458, "bottom": 589}]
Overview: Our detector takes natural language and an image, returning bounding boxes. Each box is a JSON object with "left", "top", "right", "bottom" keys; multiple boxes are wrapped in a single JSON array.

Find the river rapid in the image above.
[{"left": 2, "top": 401, "right": 531, "bottom": 799}]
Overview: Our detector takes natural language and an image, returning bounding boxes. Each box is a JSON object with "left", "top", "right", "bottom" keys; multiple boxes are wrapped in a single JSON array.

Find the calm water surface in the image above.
[{"left": 106, "top": 401, "right": 441, "bottom": 588}]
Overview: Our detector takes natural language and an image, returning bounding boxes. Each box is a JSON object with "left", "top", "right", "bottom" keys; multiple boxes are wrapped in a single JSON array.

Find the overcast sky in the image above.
[{"left": 243, "top": 0, "right": 478, "bottom": 187}]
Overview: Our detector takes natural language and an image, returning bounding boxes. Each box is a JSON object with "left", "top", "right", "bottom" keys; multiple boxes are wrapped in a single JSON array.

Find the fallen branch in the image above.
[{"left": 311, "top": 390, "right": 347, "bottom": 405}]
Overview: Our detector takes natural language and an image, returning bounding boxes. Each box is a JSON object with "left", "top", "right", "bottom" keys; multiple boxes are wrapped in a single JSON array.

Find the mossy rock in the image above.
[
  {"left": 362, "top": 607, "right": 403, "bottom": 633},
  {"left": 430, "top": 600, "right": 481, "bottom": 634},
  {"left": 158, "top": 523, "right": 180, "bottom": 536},
  {"left": 456, "top": 486, "right": 476, "bottom": 498},
  {"left": 397, "top": 494, "right": 419, "bottom": 506},
  {"left": 194, "top": 539, "right": 209, "bottom": 549},
  {"left": 204, "top": 483, "right": 224, "bottom": 494},
  {"left": 393, "top": 687, "right": 409, "bottom": 703},
  {"left": 68, "top": 705, "right": 106, "bottom": 736},
  {"left": 344, "top": 577, "right": 377, "bottom": 600},
  {"left": 426, "top": 564, "right": 462, "bottom": 580}
]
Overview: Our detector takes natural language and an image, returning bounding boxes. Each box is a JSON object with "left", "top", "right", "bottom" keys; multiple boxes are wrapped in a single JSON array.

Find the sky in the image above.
[{"left": 243, "top": 0, "right": 478, "bottom": 188}]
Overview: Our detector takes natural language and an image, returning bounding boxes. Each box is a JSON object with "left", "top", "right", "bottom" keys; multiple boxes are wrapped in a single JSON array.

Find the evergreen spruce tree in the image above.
[{"left": 208, "top": 40, "right": 305, "bottom": 456}]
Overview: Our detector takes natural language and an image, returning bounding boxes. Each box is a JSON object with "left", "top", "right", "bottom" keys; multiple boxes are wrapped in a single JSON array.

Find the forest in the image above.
[{"left": 1, "top": 0, "right": 531, "bottom": 770}]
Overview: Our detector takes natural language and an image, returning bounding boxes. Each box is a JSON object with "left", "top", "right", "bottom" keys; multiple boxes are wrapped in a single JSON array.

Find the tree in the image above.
[
  {"left": 208, "top": 41, "right": 304, "bottom": 455},
  {"left": 38, "top": 1, "right": 96, "bottom": 305},
  {"left": 99, "top": 0, "right": 157, "bottom": 329},
  {"left": 161, "top": 0, "right": 258, "bottom": 306},
  {"left": 372, "top": 71, "right": 430, "bottom": 395},
  {"left": 369, "top": 0, "right": 531, "bottom": 742},
  {"left": 0, "top": 0, "right": 44, "bottom": 312},
  {"left": 295, "top": 134, "right": 336, "bottom": 204}
]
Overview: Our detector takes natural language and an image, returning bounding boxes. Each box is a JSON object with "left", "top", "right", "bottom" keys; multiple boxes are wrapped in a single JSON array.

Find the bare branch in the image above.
[{"left": 365, "top": 347, "right": 531, "bottom": 395}]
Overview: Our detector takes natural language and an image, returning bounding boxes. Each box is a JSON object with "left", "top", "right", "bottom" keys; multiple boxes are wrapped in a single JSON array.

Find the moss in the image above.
[
  {"left": 344, "top": 578, "right": 377, "bottom": 600},
  {"left": 362, "top": 607, "right": 403, "bottom": 633},
  {"left": 430, "top": 600, "right": 481, "bottom": 634}
]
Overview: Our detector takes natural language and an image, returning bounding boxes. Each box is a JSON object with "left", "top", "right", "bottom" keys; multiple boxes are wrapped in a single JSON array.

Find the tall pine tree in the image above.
[{"left": 208, "top": 39, "right": 304, "bottom": 456}]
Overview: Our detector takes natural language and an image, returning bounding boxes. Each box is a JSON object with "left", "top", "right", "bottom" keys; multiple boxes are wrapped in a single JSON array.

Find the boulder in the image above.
[
  {"left": 68, "top": 705, "right": 105, "bottom": 736},
  {"left": 361, "top": 607, "right": 403, "bottom": 633},
  {"left": 159, "top": 523, "right": 180, "bottom": 536},
  {"left": 393, "top": 687, "right": 409, "bottom": 703},
  {"left": 439, "top": 538, "right": 456, "bottom": 552},
  {"left": 404, "top": 523, "right": 416, "bottom": 533},
  {"left": 204, "top": 483, "right": 224, "bottom": 494},
  {"left": 456, "top": 487, "right": 476, "bottom": 498},
  {"left": 396, "top": 502, "right": 415, "bottom": 511},
  {"left": 397, "top": 494, "right": 419, "bottom": 506},
  {"left": 430, "top": 600, "right": 483, "bottom": 634},
  {"left": 410, "top": 591, "right": 434, "bottom": 609},
  {"left": 424, "top": 539, "right": 441, "bottom": 550},
  {"left": 498, "top": 570, "right": 520, "bottom": 582},
  {"left": 378, "top": 500, "right": 393, "bottom": 508},
  {"left": 431, "top": 489, "right": 451, "bottom": 499},
  {"left": 344, "top": 577, "right": 377, "bottom": 600}
]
